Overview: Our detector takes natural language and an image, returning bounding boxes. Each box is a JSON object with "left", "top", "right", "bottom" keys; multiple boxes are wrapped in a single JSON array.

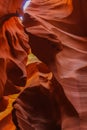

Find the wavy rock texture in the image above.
[
  {"left": 0, "top": 0, "right": 28, "bottom": 16},
  {"left": 23, "top": 0, "right": 87, "bottom": 129},
  {"left": 0, "top": 0, "right": 30, "bottom": 111},
  {"left": 12, "top": 62, "right": 61, "bottom": 130}
]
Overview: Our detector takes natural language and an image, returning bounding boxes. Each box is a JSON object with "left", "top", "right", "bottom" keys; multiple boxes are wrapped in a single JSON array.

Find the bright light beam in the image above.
[{"left": 23, "top": 0, "right": 31, "bottom": 10}]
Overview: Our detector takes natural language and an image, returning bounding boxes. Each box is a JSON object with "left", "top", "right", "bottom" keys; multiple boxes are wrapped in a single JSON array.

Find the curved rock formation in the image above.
[
  {"left": 0, "top": 0, "right": 30, "bottom": 111},
  {"left": 23, "top": 0, "right": 87, "bottom": 129},
  {"left": 12, "top": 61, "right": 80, "bottom": 130},
  {"left": 12, "top": 62, "right": 61, "bottom": 130}
]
